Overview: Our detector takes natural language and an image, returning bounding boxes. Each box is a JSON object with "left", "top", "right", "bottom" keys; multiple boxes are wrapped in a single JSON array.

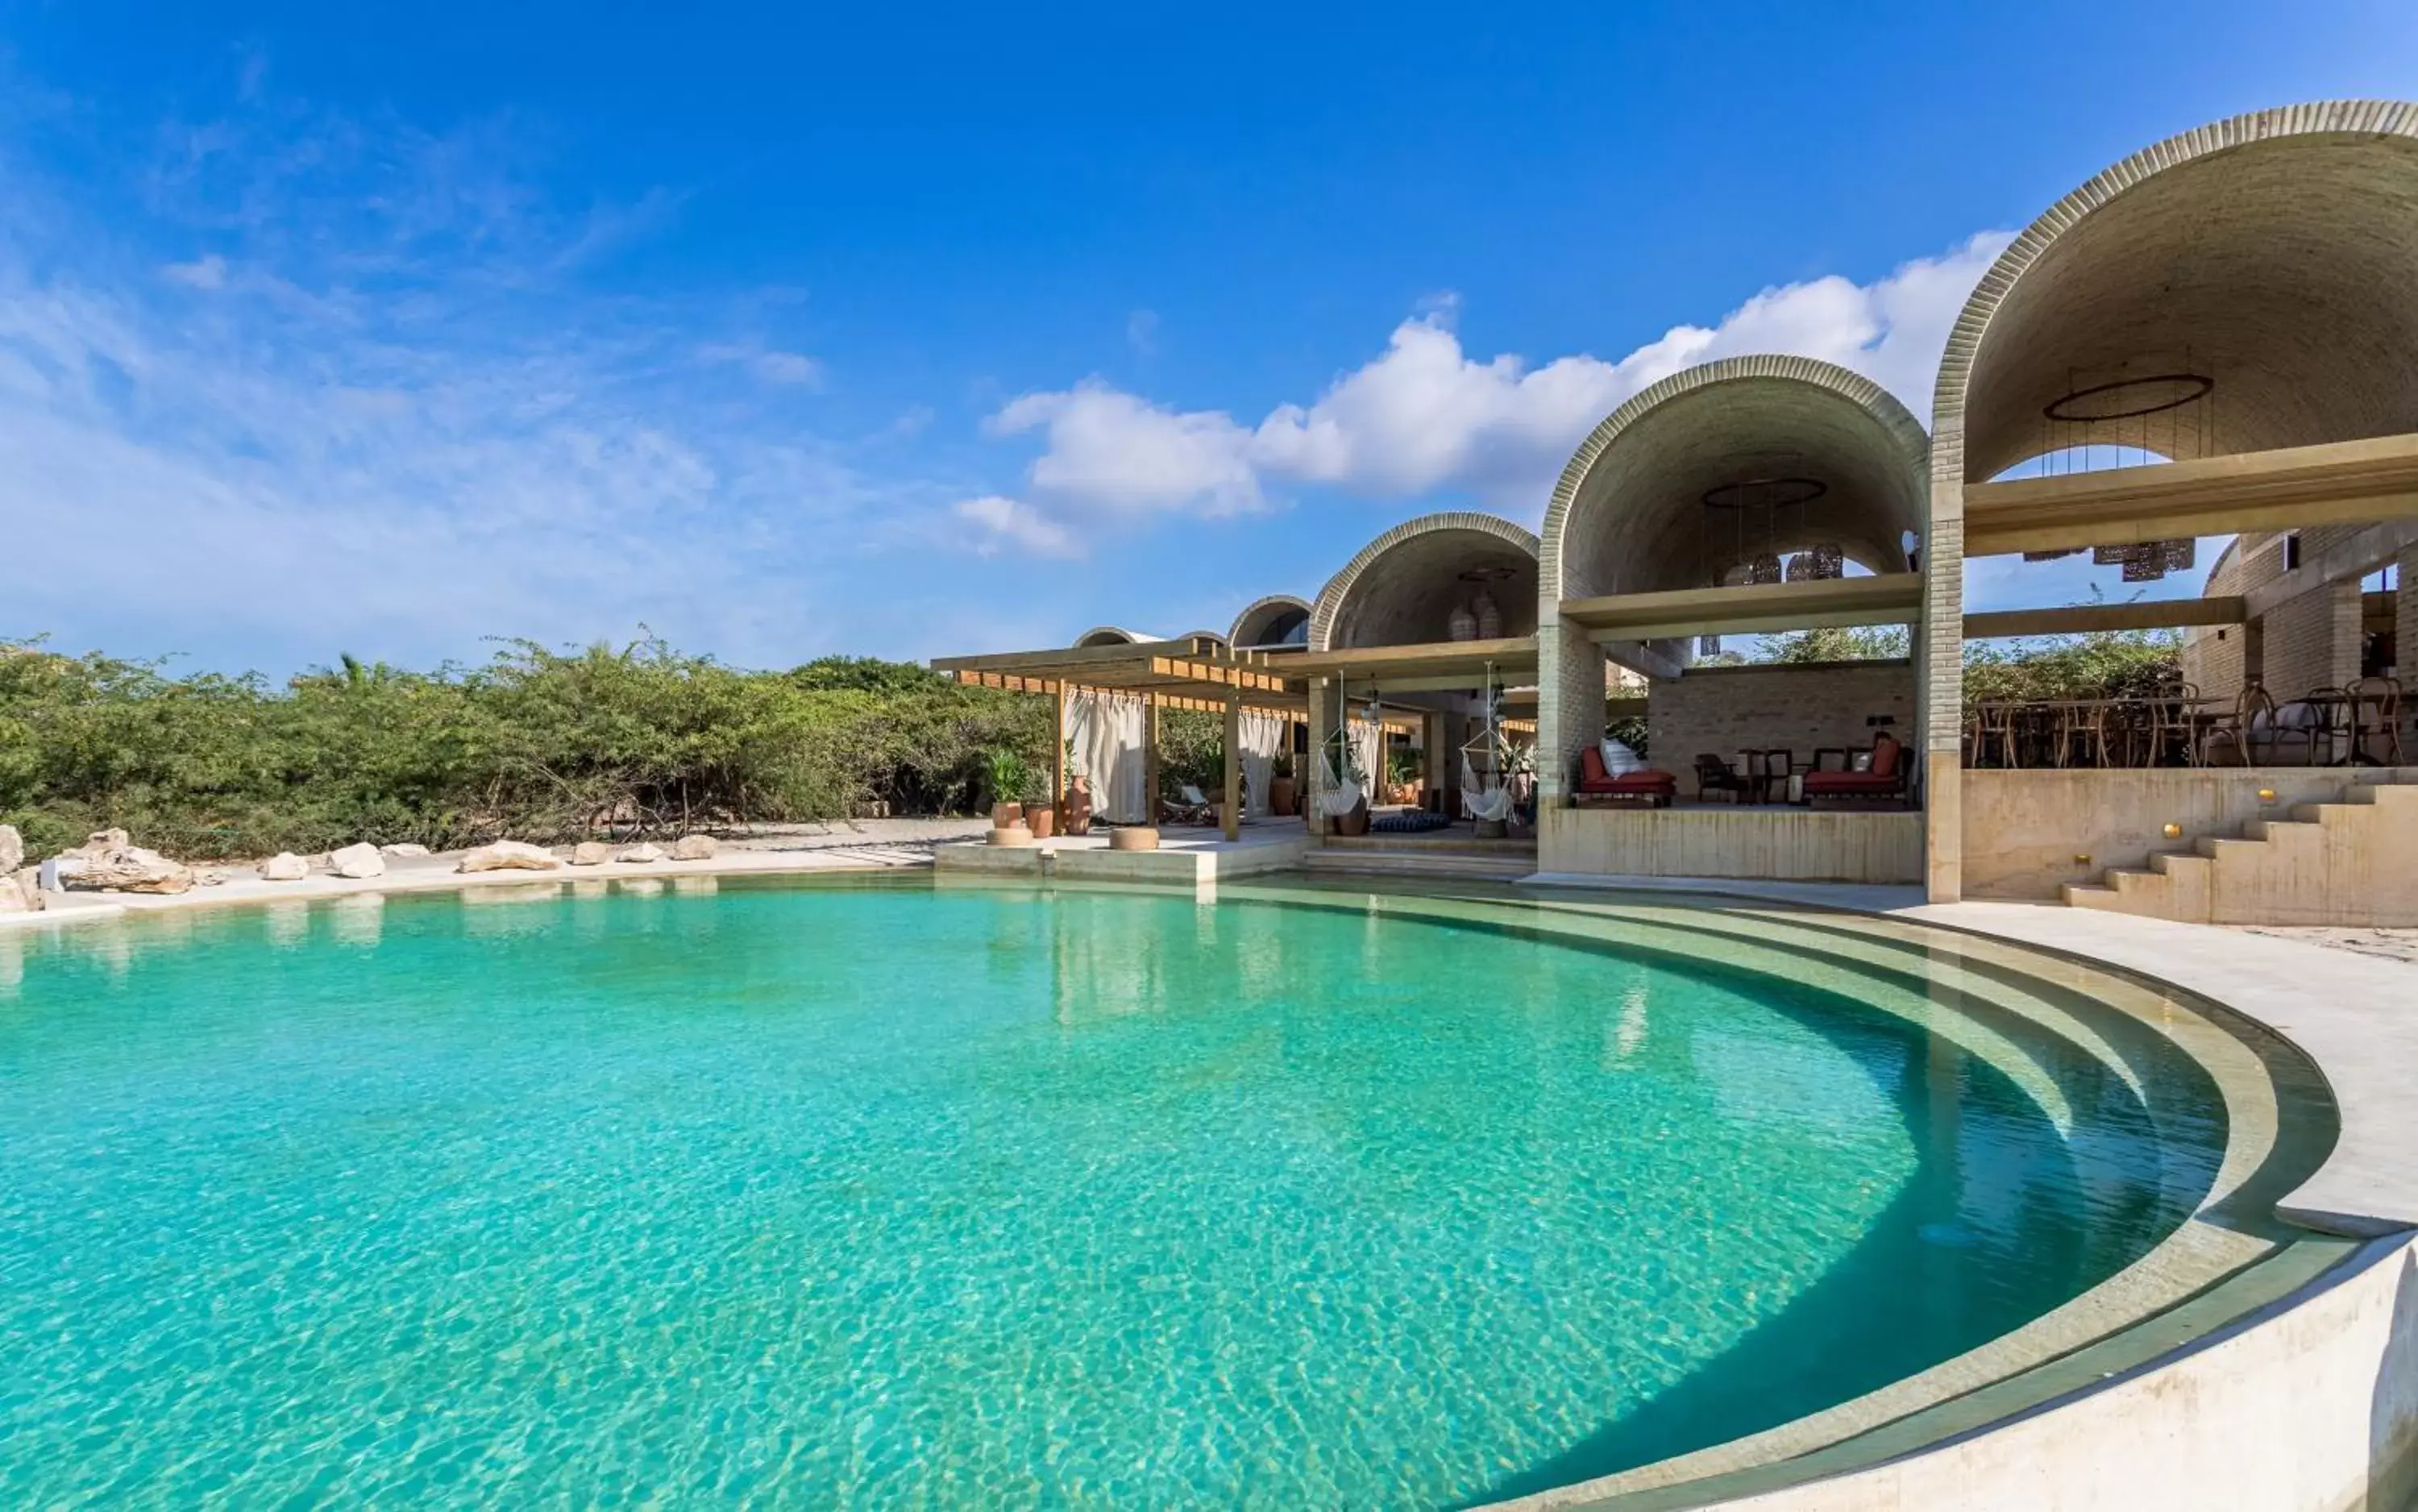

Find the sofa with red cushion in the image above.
[
  {"left": 1802, "top": 732, "right": 1905, "bottom": 804},
  {"left": 1573, "top": 744, "right": 1678, "bottom": 808}
]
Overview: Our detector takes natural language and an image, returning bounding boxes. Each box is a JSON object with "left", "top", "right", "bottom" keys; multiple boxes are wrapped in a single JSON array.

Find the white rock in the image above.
[
  {"left": 64, "top": 844, "right": 194, "bottom": 895},
  {"left": 194, "top": 868, "right": 228, "bottom": 887},
  {"left": 0, "top": 824, "right": 22, "bottom": 874},
  {"left": 75, "top": 828, "right": 131, "bottom": 856},
  {"left": 381, "top": 843, "right": 432, "bottom": 858},
  {"left": 260, "top": 852, "right": 311, "bottom": 882},
  {"left": 458, "top": 840, "right": 563, "bottom": 874},
  {"left": 0, "top": 870, "right": 31, "bottom": 912},
  {"left": 330, "top": 843, "right": 386, "bottom": 880},
  {"left": 9, "top": 867, "right": 41, "bottom": 910},
  {"left": 671, "top": 833, "right": 719, "bottom": 861},
  {"left": 617, "top": 842, "right": 667, "bottom": 863},
  {"left": 570, "top": 841, "right": 614, "bottom": 866}
]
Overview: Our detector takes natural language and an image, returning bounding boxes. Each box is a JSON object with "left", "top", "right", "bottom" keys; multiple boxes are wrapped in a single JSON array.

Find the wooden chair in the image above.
[
  {"left": 2345, "top": 676, "right": 2404, "bottom": 766},
  {"left": 2200, "top": 684, "right": 2275, "bottom": 767},
  {"left": 1746, "top": 748, "right": 1793, "bottom": 804},
  {"left": 2147, "top": 683, "right": 2201, "bottom": 767},
  {"left": 1693, "top": 753, "right": 1747, "bottom": 804}
]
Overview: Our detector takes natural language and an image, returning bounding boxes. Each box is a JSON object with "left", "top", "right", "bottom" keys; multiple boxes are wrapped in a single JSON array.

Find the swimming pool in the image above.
[{"left": 0, "top": 875, "right": 2325, "bottom": 1507}]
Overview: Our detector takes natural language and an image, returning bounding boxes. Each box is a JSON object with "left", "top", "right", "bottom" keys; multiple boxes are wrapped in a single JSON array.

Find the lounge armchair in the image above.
[
  {"left": 1574, "top": 745, "right": 1677, "bottom": 808},
  {"left": 1804, "top": 733, "right": 1905, "bottom": 806},
  {"left": 1160, "top": 783, "right": 1217, "bottom": 826},
  {"left": 1693, "top": 754, "right": 1748, "bottom": 804}
]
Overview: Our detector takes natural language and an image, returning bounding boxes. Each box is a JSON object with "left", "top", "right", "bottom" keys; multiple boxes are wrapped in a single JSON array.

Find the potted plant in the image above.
[
  {"left": 1268, "top": 752, "right": 1296, "bottom": 817},
  {"left": 1026, "top": 762, "right": 1056, "bottom": 839},
  {"left": 983, "top": 748, "right": 1029, "bottom": 830}
]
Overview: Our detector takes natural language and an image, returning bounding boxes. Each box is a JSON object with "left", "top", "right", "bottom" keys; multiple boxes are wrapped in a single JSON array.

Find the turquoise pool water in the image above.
[{"left": 0, "top": 878, "right": 2225, "bottom": 1508}]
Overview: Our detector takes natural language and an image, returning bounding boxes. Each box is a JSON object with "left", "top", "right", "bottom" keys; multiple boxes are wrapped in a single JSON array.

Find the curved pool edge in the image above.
[{"left": 1483, "top": 878, "right": 2418, "bottom": 1512}]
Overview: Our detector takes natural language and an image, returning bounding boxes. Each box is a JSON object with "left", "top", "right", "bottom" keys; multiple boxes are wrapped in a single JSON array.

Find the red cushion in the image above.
[
  {"left": 1804, "top": 770, "right": 1900, "bottom": 794},
  {"left": 1579, "top": 745, "right": 1613, "bottom": 787},
  {"left": 1581, "top": 769, "right": 1676, "bottom": 794},
  {"left": 1870, "top": 732, "right": 1901, "bottom": 779}
]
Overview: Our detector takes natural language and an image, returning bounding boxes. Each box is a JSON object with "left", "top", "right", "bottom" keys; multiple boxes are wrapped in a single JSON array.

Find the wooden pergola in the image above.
[{"left": 932, "top": 636, "right": 1311, "bottom": 841}]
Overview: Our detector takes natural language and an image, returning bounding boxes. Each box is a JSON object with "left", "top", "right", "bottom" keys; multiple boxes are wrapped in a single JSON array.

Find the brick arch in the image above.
[
  {"left": 1228, "top": 594, "right": 1313, "bottom": 649},
  {"left": 1539, "top": 354, "right": 1930, "bottom": 603},
  {"left": 1309, "top": 512, "right": 1541, "bottom": 653},
  {"left": 1071, "top": 625, "right": 1156, "bottom": 648}
]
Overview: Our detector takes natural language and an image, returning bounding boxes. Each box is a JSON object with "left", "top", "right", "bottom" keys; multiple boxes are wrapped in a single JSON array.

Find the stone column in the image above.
[{"left": 1535, "top": 611, "right": 1602, "bottom": 807}]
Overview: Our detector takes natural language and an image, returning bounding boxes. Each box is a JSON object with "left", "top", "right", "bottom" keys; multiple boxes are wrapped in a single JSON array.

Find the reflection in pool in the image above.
[{"left": 0, "top": 877, "right": 2236, "bottom": 1507}]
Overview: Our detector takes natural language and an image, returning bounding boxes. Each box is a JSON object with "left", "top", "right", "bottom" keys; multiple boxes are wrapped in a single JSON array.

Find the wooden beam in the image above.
[
  {"left": 2241, "top": 517, "right": 2418, "bottom": 620},
  {"left": 933, "top": 638, "right": 1202, "bottom": 675},
  {"left": 1144, "top": 701, "right": 1161, "bottom": 828},
  {"left": 1051, "top": 680, "right": 1068, "bottom": 816},
  {"left": 1963, "top": 432, "right": 2418, "bottom": 557},
  {"left": 1961, "top": 596, "right": 2248, "bottom": 639},
  {"left": 1564, "top": 575, "right": 1922, "bottom": 641},
  {"left": 1222, "top": 692, "right": 1242, "bottom": 841},
  {"left": 1278, "top": 636, "right": 1537, "bottom": 681}
]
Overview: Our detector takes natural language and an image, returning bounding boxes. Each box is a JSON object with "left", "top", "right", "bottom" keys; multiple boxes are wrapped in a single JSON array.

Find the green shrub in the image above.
[{"left": 0, "top": 634, "right": 1050, "bottom": 862}]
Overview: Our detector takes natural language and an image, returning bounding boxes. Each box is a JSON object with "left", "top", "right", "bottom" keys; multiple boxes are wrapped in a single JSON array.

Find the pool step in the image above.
[
  {"left": 2061, "top": 773, "right": 2418, "bottom": 924},
  {"left": 1303, "top": 847, "right": 1535, "bottom": 882}
]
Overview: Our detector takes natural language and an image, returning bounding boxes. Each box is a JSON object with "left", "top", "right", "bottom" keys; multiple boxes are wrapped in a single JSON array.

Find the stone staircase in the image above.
[
  {"left": 2062, "top": 775, "right": 2418, "bottom": 925},
  {"left": 1304, "top": 835, "right": 1538, "bottom": 883}
]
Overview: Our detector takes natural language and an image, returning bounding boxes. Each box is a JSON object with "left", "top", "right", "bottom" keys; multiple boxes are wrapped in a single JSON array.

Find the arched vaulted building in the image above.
[
  {"left": 1926, "top": 101, "right": 2418, "bottom": 900},
  {"left": 1535, "top": 355, "right": 1931, "bottom": 877}
]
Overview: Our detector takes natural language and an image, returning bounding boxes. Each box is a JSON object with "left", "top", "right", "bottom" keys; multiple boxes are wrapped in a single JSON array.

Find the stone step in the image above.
[
  {"left": 2061, "top": 882, "right": 2125, "bottom": 910},
  {"left": 2148, "top": 849, "right": 2211, "bottom": 878},
  {"left": 1303, "top": 850, "right": 1534, "bottom": 881},
  {"left": 2241, "top": 818, "right": 2320, "bottom": 842}
]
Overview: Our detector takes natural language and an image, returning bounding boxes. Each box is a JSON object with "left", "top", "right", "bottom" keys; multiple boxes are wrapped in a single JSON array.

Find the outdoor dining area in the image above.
[{"left": 1963, "top": 677, "right": 2404, "bottom": 769}]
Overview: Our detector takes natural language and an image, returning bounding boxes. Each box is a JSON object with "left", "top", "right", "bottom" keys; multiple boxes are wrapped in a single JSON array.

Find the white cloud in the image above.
[
  {"left": 953, "top": 494, "right": 1082, "bottom": 559},
  {"left": 160, "top": 253, "right": 227, "bottom": 289},
  {"left": 983, "top": 232, "right": 2013, "bottom": 537},
  {"left": 698, "top": 342, "right": 825, "bottom": 388},
  {"left": 987, "top": 381, "right": 1262, "bottom": 516}
]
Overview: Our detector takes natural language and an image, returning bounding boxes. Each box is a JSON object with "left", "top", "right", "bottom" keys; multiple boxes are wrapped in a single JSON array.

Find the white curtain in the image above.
[
  {"left": 1351, "top": 716, "right": 1385, "bottom": 803},
  {"left": 1237, "top": 710, "right": 1286, "bottom": 818},
  {"left": 1063, "top": 691, "right": 1149, "bottom": 825}
]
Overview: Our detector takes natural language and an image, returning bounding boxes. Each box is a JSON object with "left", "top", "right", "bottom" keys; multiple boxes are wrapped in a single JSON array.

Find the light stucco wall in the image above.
[
  {"left": 1539, "top": 807, "right": 1922, "bottom": 883},
  {"left": 1960, "top": 766, "right": 2418, "bottom": 901},
  {"left": 1646, "top": 660, "right": 1913, "bottom": 770}
]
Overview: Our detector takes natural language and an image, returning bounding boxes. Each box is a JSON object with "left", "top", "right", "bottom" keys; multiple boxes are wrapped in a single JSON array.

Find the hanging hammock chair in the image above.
[
  {"left": 1315, "top": 680, "right": 1374, "bottom": 819},
  {"left": 1460, "top": 660, "right": 1517, "bottom": 824}
]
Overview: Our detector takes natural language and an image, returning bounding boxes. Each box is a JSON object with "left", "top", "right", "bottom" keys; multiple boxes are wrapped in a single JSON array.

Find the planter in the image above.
[
  {"left": 1332, "top": 802, "right": 1371, "bottom": 837},
  {"left": 987, "top": 824, "right": 1035, "bottom": 847},
  {"left": 1269, "top": 776, "right": 1296, "bottom": 816},
  {"left": 990, "top": 801, "right": 1024, "bottom": 829},
  {"left": 1062, "top": 779, "right": 1095, "bottom": 835},
  {"left": 1108, "top": 826, "right": 1160, "bottom": 852},
  {"left": 1028, "top": 807, "right": 1056, "bottom": 840}
]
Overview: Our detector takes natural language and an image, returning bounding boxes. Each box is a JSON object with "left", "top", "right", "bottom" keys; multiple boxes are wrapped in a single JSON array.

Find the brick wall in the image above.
[
  {"left": 1647, "top": 659, "right": 1915, "bottom": 771},
  {"left": 2263, "top": 574, "right": 2362, "bottom": 700}
]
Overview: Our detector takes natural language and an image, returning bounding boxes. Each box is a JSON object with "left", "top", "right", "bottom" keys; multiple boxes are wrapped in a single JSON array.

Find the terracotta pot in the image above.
[
  {"left": 1332, "top": 803, "right": 1371, "bottom": 837},
  {"left": 1268, "top": 776, "right": 1296, "bottom": 816},
  {"left": 1108, "top": 826, "right": 1160, "bottom": 852},
  {"left": 1062, "top": 778, "right": 1095, "bottom": 835},
  {"left": 990, "top": 801, "right": 1023, "bottom": 829},
  {"left": 1028, "top": 807, "right": 1056, "bottom": 840}
]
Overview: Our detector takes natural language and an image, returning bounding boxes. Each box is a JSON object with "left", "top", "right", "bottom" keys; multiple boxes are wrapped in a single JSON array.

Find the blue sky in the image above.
[{"left": 2, "top": 2, "right": 2414, "bottom": 673}]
